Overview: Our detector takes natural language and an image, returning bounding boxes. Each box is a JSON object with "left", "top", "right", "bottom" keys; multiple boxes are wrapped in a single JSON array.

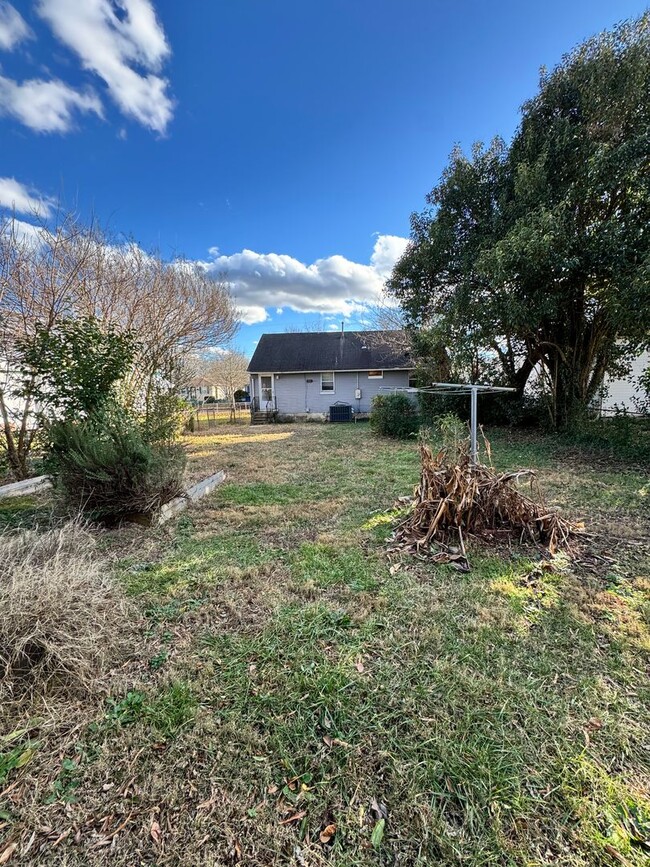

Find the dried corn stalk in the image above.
[{"left": 390, "top": 443, "right": 582, "bottom": 568}]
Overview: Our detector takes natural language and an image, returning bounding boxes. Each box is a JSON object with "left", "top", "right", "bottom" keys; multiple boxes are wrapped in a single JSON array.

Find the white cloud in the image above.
[
  {"left": 0, "top": 1, "right": 32, "bottom": 50},
  {"left": 370, "top": 233, "right": 410, "bottom": 277},
  {"left": 0, "top": 74, "right": 102, "bottom": 132},
  {"left": 37, "top": 0, "right": 174, "bottom": 133},
  {"left": 202, "top": 234, "right": 410, "bottom": 326},
  {"left": 236, "top": 304, "right": 270, "bottom": 326},
  {"left": 1, "top": 216, "right": 44, "bottom": 243},
  {"left": 0, "top": 177, "right": 53, "bottom": 217},
  {"left": 1, "top": 211, "right": 409, "bottom": 329}
]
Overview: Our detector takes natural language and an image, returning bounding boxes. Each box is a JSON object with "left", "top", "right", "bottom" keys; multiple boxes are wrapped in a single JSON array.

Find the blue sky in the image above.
[{"left": 1, "top": 0, "right": 646, "bottom": 355}]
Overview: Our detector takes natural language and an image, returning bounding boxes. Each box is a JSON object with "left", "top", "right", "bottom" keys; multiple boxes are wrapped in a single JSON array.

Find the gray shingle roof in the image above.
[{"left": 247, "top": 330, "right": 413, "bottom": 373}]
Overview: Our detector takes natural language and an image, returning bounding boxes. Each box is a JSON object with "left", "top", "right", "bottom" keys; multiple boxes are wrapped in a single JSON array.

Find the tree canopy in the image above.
[
  {"left": 0, "top": 212, "right": 238, "bottom": 478},
  {"left": 388, "top": 14, "right": 650, "bottom": 428}
]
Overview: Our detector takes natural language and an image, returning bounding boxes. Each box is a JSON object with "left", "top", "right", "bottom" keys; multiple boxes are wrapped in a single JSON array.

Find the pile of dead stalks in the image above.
[{"left": 390, "top": 442, "right": 583, "bottom": 570}]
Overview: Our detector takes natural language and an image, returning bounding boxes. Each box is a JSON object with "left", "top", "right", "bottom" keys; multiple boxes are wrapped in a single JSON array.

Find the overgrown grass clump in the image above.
[{"left": 0, "top": 523, "right": 134, "bottom": 699}]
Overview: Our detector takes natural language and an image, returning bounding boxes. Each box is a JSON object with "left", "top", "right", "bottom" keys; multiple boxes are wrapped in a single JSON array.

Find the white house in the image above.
[
  {"left": 597, "top": 350, "right": 649, "bottom": 415},
  {"left": 180, "top": 377, "right": 225, "bottom": 404},
  {"left": 247, "top": 330, "right": 416, "bottom": 421}
]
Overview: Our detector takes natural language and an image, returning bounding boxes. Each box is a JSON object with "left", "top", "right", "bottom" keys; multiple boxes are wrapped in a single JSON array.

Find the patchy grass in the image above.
[
  {"left": 216, "top": 481, "right": 310, "bottom": 506},
  {"left": 0, "top": 494, "right": 52, "bottom": 531},
  {"left": 1, "top": 423, "right": 649, "bottom": 866}
]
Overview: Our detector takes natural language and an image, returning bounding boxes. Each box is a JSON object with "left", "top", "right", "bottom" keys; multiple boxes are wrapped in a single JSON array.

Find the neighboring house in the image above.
[
  {"left": 597, "top": 349, "right": 649, "bottom": 416},
  {"left": 180, "top": 378, "right": 224, "bottom": 404},
  {"left": 247, "top": 329, "right": 416, "bottom": 420},
  {"left": 0, "top": 356, "right": 34, "bottom": 419}
]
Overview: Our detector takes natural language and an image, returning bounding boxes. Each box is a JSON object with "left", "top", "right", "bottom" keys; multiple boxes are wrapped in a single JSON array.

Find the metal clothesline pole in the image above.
[
  {"left": 470, "top": 385, "right": 478, "bottom": 466},
  {"left": 381, "top": 381, "right": 517, "bottom": 468}
]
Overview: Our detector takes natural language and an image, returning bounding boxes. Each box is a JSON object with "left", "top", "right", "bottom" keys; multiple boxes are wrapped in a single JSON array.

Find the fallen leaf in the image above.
[
  {"left": 603, "top": 843, "right": 632, "bottom": 865},
  {"left": 355, "top": 661, "right": 365, "bottom": 673},
  {"left": 371, "top": 818, "right": 385, "bottom": 849},
  {"left": 279, "top": 810, "right": 306, "bottom": 826},
  {"left": 389, "top": 563, "right": 401, "bottom": 575},
  {"left": 322, "top": 735, "right": 333, "bottom": 747},
  {"left": 319, "top": 822, "right": 336, "bottom": 843},
  {"left": 150, "top": 820, "right": 162, "bottom": 845},
  {"left": 0, "top": 843, "right": 17, "bottom": 864},
  {"left": 267, "top": 784, "right": 279, "bottom": 795},
  {"left": 14, "top": 748, "right": 36, "bottom": 769},
  {"left": 52, "top": 829, "right": 71, "bottom": 847},
  {"left": 370, "top": 798, "right": 388, "bottom": 820}
]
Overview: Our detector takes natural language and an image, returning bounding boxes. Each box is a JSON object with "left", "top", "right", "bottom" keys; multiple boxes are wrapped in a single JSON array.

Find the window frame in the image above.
[
  {"left": 367, "top": 370, "right": 384, "bottom": 379},
  {"left": 320, "top": 371, "right": 335, "bottom": 393}
]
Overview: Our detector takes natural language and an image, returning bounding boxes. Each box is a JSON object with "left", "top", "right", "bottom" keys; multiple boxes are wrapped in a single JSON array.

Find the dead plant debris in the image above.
[{"left": 390, "top": 443, "right": 584, "bottom": 569}]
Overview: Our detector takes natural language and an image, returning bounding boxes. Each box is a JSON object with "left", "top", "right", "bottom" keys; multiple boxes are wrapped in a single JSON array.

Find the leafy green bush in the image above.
[
  {"left": 558, "top": 416, "right": 650, "bottom": 465},
  {"left": 419, "top": 389, "right": 545, "bottom": 429},
  {"left": 418, "top": 391, "right": 469, "bottom": 427},
  {"left": 370, "top": 393, "right": 420, "bottom": 439},
  {"left": 49, "top": 407, "right": 186, "bottom": 523},
  {"left": 142, "top": 391, "right": 191, "bottom": 443},
  {"left": 16, "top": 317, "right": 137, "bottom": 420},
  {"left": 633, "top": 365, "right": 650, "bottom": 416}
]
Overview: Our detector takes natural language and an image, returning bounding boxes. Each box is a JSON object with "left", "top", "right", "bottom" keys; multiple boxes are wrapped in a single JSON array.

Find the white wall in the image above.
[
  {"left": 599, "top": 350, "right": 649, "bottom": 415},
  {"left": 251, "top": 369, "right": 413, "bottom": 414}
]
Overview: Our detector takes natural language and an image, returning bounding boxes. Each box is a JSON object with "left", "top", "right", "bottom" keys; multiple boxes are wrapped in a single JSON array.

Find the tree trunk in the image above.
[{"left": 0, "top": 389, "right": 29, "bottom": 480}]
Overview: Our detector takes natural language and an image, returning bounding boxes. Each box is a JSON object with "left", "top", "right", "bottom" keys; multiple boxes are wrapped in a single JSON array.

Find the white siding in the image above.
[
  {"left": 272, "top": 370, "right": 412, "bottom": 415},
  {"left": 599, "top": 351, "right": 649, "bottom": 415}
]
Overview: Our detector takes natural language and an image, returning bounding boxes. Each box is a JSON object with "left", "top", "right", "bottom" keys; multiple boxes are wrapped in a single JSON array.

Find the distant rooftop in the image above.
[{"left": 247, "top": 330, "right": 413, "bottom": 373}]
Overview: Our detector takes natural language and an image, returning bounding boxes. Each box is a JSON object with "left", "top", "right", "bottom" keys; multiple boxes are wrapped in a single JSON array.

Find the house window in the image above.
[
  {"left": 260, "top": 375, "right": 273, "bottom": 402},
  {"left": 408, "top": 372, "right": 418, "bottom": 388},
  {"left": 320, "top": 372, "right": 335, "bottom": 392},
  {"left": 368, "top": 370, "right": 383, "bottom": 379}
]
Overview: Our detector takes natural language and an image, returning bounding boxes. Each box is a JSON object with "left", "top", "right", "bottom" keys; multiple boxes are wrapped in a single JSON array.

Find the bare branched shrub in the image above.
[
  {"left": 0, "top": 523, "right": 134, "bottom": 699},
  {"left": 0, "top": 211, "right": 239, "bottom": 479},
  {"left": 203, "top": 348, "right": 249, "bottom": 402}
]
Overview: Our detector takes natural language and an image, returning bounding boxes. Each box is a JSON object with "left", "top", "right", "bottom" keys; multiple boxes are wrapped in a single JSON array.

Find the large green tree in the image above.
[{"left": 388, "top": 14, "right": 650, "bottom": 428}]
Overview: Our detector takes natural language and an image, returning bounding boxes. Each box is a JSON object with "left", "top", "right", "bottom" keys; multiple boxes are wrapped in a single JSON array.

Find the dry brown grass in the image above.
[
  {"left": 1, "top": 424, "right": 648, "bottom": 866},
  {"left": 0, "top": 523, "right": 135, "bottom": 701}
]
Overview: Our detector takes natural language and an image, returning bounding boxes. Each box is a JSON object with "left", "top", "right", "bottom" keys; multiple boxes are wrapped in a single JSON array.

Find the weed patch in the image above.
[
  {"left": 290, "top": 542, "right": 380, "bottom": 591},
  {"left": 106, "top": 682, "right": 196, "bottom": 739}
]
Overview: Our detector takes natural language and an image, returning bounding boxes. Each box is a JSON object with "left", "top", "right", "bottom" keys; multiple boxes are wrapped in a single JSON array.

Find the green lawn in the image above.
[{"left": 2, "top": 423, "right": 649, "bottom": 865}]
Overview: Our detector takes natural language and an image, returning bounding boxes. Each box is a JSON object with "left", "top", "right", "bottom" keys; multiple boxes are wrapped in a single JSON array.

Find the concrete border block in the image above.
[
  {"left": 186, "top": 470, "right": 226, "bottom": 502},
  {"left": 0, "top": 475, "right": 52, "bottom": 500},
  {"left": 157, "top": 470, "right": 226, "bottom": 525}
]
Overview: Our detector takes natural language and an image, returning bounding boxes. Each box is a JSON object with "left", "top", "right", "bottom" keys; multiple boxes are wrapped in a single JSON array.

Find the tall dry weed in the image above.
[{"left": 0, "top": 523, "right": 134, "bottom": 700}]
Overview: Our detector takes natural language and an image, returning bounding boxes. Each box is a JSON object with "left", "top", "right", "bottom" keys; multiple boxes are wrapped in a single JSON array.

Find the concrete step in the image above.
[{"left": 251, "top": 411, "right": 275, "bottom": 425}]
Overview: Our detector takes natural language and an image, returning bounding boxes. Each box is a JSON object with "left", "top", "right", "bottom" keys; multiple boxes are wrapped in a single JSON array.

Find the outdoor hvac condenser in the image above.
[{"left": 329, "top": 403, "right": 352, "bottom": 423}]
